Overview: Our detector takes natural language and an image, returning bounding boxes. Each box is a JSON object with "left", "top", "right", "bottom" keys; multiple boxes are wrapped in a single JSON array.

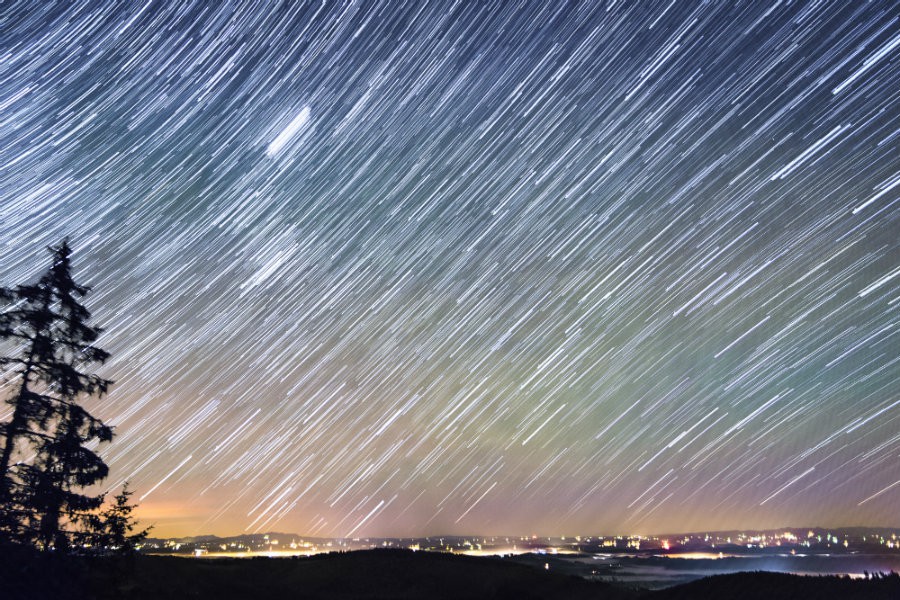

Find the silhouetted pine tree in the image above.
[
  {"left": 91, "top": 482, "right": 150, "bottom": 554},
  {"left": 0, "top": 240, "right": 113, "bottom": 549}
]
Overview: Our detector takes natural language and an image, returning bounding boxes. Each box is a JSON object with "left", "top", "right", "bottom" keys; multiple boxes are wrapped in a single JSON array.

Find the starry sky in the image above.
[{"left": 1, "top": 1, "right": 898, "bottom": 539}]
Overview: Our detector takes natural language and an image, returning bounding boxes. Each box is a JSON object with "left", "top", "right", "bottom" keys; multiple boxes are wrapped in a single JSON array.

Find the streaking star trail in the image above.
[{"left": 0, "top": 1, "right": 898, "bottom": 539}]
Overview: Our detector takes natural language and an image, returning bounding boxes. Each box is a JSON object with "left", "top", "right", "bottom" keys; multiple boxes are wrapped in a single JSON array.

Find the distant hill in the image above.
[{"left": 144, "top": 531, "right": 298, "bottom": 545}]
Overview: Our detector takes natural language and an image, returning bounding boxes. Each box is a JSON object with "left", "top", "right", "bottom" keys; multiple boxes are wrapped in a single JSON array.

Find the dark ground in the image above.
[
  {"left": 648, "top": 570, "right": 900, "bottom": 600},
  {"left": 1, "top": 545, "right": 898, "bottom": 600}
]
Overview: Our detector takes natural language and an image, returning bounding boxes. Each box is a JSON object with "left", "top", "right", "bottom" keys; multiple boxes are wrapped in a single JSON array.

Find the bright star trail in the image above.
[{"left": 1, "top": 2, "right": 898, "bottom": 539}]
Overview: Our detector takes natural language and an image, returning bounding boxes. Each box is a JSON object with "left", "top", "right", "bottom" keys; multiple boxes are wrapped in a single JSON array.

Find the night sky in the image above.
[{"left": 1, "top": 1, "right": 898, "bottom": 539}]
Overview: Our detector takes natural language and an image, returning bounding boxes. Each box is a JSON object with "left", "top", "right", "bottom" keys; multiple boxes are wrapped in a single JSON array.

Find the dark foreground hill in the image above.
[
  {"left": 1, "top": 546, "right": 635, "bottom": 600},
  {"left": 2, "top": 545, "right": 899, "bottom": 600},
  {"left": 646, "top": 570, "right": 900, "bottom": 600}
]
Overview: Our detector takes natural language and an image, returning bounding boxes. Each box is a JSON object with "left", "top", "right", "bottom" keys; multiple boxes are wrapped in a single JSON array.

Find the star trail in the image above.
[{"left": 1, "top": 1, "right": 898, "bottom": 539}]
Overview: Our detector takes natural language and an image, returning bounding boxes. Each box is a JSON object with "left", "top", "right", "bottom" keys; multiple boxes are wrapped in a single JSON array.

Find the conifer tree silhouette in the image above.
[
  {"left": 92, "top": 482, "right": 151, "bottom": 554},
  {"left": 0, "top": 240, "right": 112, "bottom": 548}
]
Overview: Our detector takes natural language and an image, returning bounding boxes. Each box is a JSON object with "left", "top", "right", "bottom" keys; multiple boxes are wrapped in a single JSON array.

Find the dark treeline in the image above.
[{"left": 0, "top": 240, "right": 147, "bottom": 554}]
